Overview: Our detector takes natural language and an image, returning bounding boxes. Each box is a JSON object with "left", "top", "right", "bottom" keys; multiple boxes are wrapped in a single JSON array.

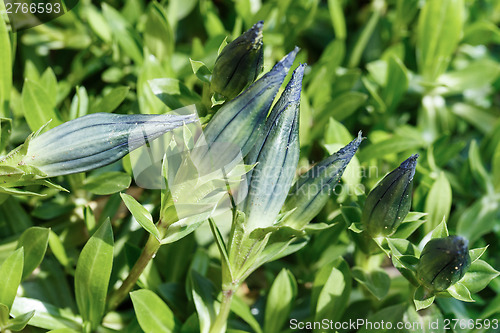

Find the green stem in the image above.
[
  {"left": 210, "top": 281, "right": 237, "bottom": 333},
  {"left": 107, "top": 218, "right": 172, "bottom": 312},
  {"left": 107, "top": 233, "right": 160, "bottom": 311},
  {"left": 348, "top": 1, "right": 383, "bottom": 68}
]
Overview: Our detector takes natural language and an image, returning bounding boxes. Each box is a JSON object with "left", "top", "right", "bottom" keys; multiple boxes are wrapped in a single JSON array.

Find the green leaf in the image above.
[
  {"left": 417, "top": 0, "right": 464, "bottom": 81},
  {"left": 452, "top": 103, "right": 498, "bottom": 135},
  {"left": 0, "top": 247, "right": 24, "bottom": 310},
  {"left": 414, "top": 285, "right": 435, "bottom": 311},
  {"left": 318, "top": 91, "right": 367, "bottom": 122},
  {"left": 463, "top": 20, "right": 500, "bottom": 45},
  {"left": 471, "top": 141, "right": 494, "bottom": 185},
  {"left": 456, "top": 196, "right": 498, "bottom": 244},
  {"left": 11, "top": 297, "right": 82, "bottom": 331},
  {"left": 144, "top": 2, "right": 174, "bottom": 60},
  {"left": 358, "top": 135, "right": 424, "bottom": 162},
  {"left": 264, "top": 269, "right": 297, "bottom": 333},
  {"left": 358, "top": 303, "right": 407, "bottom": 333},
  {"left": 4, "top": 310, "right": 35, "bottom": 331},
  {"left": 447, "top": 282, "right": 474, "bottom": 302},
  {"left": 313, "top": 258, "right": 351, "bottom": 327},
  {"left": 352, "top": 267, "right": 390, "bottom": 300},
  {"left": 328, "top": 0, "right": 346, "bottom": 40},
  {"left": 48, "top": 230, "right": 70, "bottom": 268},
  {"left": 40, "top": 68, "right": 58, "bottom": 107},
  {"left": 469, "top": 246, "right": 488, "bottom": 264},
  {"left": 190, "top": 270, "right": 217, "bottom": 333},
  {"left": 149, "top": 78, "right": 201, "bottom": 110},
  {"left": 458, "top": 259, "right": 500, "bottom": 294},
  {"left": 0, "top": 117, "right": 12, "bottom": 153},
  {"left": 167, "top": 0, "right": 198, "bottom": 23},
  {"left": 131, "top": 289, "right": 178, "bottom": 333},
  {"left": 84, "top": 5, "right": 112, "bottom": 43},
  {"left": 75, "top": 220, "right": 114, "bottom": 330},
  {"left": 230, "top": 296, "right": 262, "bottom": 333},
  {"left": 120, "top": 193, "right": 160, "bottom": 240},
  {"left": 0, "top": 12, "right": 11, "bottom": 118},
  {"left": 492, "top": 142, "right": 500, "bottom": 191},
  {"left": 0, "top": 303, "right": 9, "bottom": 327},
  {"left": 102, "top": 3, "right": 143, "bottom": 65},
  {"left": 392, "top": 212, "right": 427, "bottom": 239},
  {"left": 382, "top": 55, "right": 409, "bottom": 112},
  {"left": 92, "top": 87, "right": 130, "bottom": 114},
  {"left": 438, "top": 59, "right": 500, "bottom": 93},
  {"left": 190, "top": 59, "right": 212, "bottom": 83},
  {"left": 424, "top": 172, "right": 452, "bottom": 234},
  {"left": 82, "top": 172, "right": 131, "bottom": 195},
  {"left": 430, "top": 218, "right": 449, "bottom": 239},
  {"left": 16, "top": 227, "right": 50, "bottom": 280},
  {"left": 22, "top": 79, "right": 62, "bottom": 132}
]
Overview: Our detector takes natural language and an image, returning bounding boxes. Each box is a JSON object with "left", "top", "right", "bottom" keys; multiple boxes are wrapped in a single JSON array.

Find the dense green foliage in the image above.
[{"left": 1, "top": 0, "right": 500, "bottom": 332}]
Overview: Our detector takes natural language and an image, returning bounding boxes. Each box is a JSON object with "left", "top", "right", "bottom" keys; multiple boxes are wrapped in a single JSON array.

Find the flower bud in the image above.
[
  {"left": 240, "top": 64, "right": 305, "bottom": 231},
  {"left": 197, "top": 48, "right": 299, "bottom": 168},
  {"left": 417, "top": 236, "right": 471, "bottom": 292},
  {"left": 23, "top": 112, "right": 196, "bottom": 176},
  {"left": 362, "top": 154, "right": 418, "bottom": 237},
  {"left": 211, "top": 21, "right": 264, "bottom": 99},
  {"left": 283, "top": 132, "right": 363, "bottom": 229}
]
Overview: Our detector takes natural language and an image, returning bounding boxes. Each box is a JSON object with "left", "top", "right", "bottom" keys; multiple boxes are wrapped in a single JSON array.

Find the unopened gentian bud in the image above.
[
  {"left": 197, "top": 48, "right": 299, "bottom": 168},
  {"left": 417, "top": 236, "right": 471, "bottom": 292},
  {"left": 284, "top": 132, "right": 363, "bottom": 229},
  {"left": 211, "top": 21, "right": 264, "bottom": 99},
  {"left": 240, "top": 64, "right": 305, "bottom": 232},
  {"left": 22, "top": 112, "right": 196, "bottom": 176},
  {"left": 362, "top": 154, "right": 418, "bottom": 237}
]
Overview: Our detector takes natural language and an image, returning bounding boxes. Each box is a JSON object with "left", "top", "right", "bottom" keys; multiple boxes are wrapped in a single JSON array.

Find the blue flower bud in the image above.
[
  {"left": 198, "top": 48, "right": 299, "bottom": 168},
  {"left": 211, "top": 21, "right": 264, "bottom": 99},
  {"left": 240, "top": 64, "right": 305, "bottom": 231},
  {"left": 284, "top": 133, "right": 363, "bottom": 229},
  {"left": 417, "top": 236, "right": 471, "bottom": 292},
  {"left": 362, "top": 154, "right": 418, "bottom": 237},
  {"left": 23, "top": 112, "right": 196, "bottom": 176}
]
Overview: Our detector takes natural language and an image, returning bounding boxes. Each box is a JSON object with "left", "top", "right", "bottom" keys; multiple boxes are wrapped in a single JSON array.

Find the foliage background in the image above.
[{"left": 0, "top": 0, "right": 500, "bottom": 332}]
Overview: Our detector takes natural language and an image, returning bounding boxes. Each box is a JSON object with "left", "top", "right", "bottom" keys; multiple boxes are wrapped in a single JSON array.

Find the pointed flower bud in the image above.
[
  {"left": 22, "top": 112, "right": 196, "bottom": 176},
  {"left": 362, "top": 154, "right": 418, "bottom": 237},
  {"left": 198, "top": 48, "right": 299, "bottom": 168},
  {"left": 240, "top": 64, "right": 305, "bottom": 232},
  {"left": 211, "top": 21, "right": 264, "bottom": 99},
  {"left": 284, "top": 132, "right": 364, "bottom": 229},
  {"left": 417, "top": 236, "right": 471, "bottom": 292}
]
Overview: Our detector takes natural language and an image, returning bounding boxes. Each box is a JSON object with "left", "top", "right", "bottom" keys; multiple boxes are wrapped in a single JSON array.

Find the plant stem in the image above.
[
  {"left": 209, "top": 284, "right": 236, "bottom": 333},
  {"left": 107, "top": 232, "right": 161, "bottom": 311}
]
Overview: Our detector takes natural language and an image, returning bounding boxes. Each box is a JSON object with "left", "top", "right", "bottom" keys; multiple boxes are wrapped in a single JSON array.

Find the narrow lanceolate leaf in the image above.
[
  {"left": 284, "top": 133, "right": 363, "bottom": 230},
  {"left": 120, "top": 193, "right": 161, "bottom": 240},
  {"left": 196, "top": 48, "right": 299, "bottom": 169},
  {"left": 4, "top": 310, "right": 35, "bottom": 331},
  {"left": 264, "top": 269, "right": 297, "bottom": 333},
  {"left": 75, "top": 220, "right": 114, "bottom": 330},
  {"left": 0, "top": 247, "right": 24, "bottom": 310},
  {"left": 417, "top": 0, "right": 464, "bottom": 81},
  {"left": 131, "top": 289, "right": 178, "bottom": 333},
  {"left": 211, "top": 21, "right": 264, "bottom": 99},
  {"left": 242, "top": 64, "right": 305, "bottom": 231},
  {"left": 23, "top": 112, "right": 197, "bottom": 176},
  {"left": 16, "top": 227, "right": 50, "bottom": 280},
  {"left": 22, "top": 79, "right": 63, "bottom": 132},
  {"left": 361, "top": 154, "right": 418, "bottom": 237},
  {"left": 0, "top": 9, "right": 12, "bottom": 118}
]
